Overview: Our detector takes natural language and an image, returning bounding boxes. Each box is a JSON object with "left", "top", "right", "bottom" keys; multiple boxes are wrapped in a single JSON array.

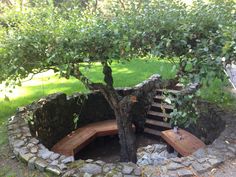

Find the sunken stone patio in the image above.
[{"left": 7, "top": 74, "right": 236, "bottom": 176}]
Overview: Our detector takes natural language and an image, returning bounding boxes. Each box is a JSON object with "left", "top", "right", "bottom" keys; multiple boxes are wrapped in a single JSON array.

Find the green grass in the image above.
[{"left": 200, "top": 78, "right": 236, "bottom": 108}]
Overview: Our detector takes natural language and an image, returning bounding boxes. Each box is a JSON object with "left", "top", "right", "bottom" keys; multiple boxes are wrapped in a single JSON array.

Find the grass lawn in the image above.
[{"left": 0, "top": 58, "right": 235, "bottom": 176}]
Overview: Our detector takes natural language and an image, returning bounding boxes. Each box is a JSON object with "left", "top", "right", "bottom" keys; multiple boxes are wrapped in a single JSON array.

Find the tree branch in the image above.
[
  {"left": 118, "top": 0, "right": 126, "bottom": 10},
  {"left": 102, "top": 61, "right": 113, "bottom": 88},
  {"left": 71, "top": 63, "right": 103, "bottom": 91},
  {"left": 71, "top": 63, "right": 121, "bottom": 109}
]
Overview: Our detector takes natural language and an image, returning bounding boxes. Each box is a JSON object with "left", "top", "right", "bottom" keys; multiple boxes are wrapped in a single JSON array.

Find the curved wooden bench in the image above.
[
  {"left": 52, "top": 120, "right": 132, "bottom": 156},
  {"left": 161, "top": 129, "right": 206, "bottom": 156}
]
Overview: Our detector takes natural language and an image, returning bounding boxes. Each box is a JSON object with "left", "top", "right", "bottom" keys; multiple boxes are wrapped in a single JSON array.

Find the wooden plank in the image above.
[
  {"left": 152, "top": 102, "right": 174, "bottom": 110},
  {"left": 146, "top": 119, "right": 171, "bottom": 128},
  {"left": 154, "top": 95, "right": 165, "bottom": 100},
  {"left": 86, "top": 120, "right": 119, "bottom": 137},
  {"left": 144, "top": 128, "right": 161, "bottom": 136},
  {"left": 51, "top": 119, "right": 136, "bottom": 157},
  {"left": 156, "top": 89, "right": 180, "bottom": 95},
  {"left": 148, "top": 111, "right": 171, "bottom": 119},
  {"left": 52, "top": 128, "right": 96, "bottom": 156},
  {"left": 161, "top": 129, "right": 205, "bottom": 156}
]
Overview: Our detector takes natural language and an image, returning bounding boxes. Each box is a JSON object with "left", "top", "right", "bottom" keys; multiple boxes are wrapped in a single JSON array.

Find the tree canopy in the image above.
[{"left": 0, "top": 0, "right": 235, "bottom": 86}]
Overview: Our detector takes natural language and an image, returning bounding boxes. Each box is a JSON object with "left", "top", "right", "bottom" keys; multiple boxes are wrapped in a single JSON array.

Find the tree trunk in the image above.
[
  {"left": 71, "top": 63, "right": 137, "bottom": 162},
  {"left": 114, "top": 105, "right": 137, "bottom": 162},
  {"left": 100, "top": 88, "right": 137, "bottom": 163}
]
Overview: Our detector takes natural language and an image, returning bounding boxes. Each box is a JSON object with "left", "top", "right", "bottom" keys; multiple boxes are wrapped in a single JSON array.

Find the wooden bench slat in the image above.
[
  {"left": 161, "top": 129, "right": 205, "bottom": 156},
  {"left": 52, "top": 120, "right": 137, "bottom": 156},
  {"left": 51, "top": 119, "right": 126, "bottom": 156},
  {"left": 52, "top": 128, "right": 96, "bottom": 156}
]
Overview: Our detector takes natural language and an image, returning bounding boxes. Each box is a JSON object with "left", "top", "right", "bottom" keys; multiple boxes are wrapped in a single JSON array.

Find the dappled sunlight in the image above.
[
  {"left": 0, "top": 71, "right": 83, "bottom": 100},
  {"left": 0, "top": 86, "right": 26, "bottom": 100},
  {"left": 181, "top": 0, "right": 194, "bottom": 5},
  {"left": 0, "top": 59, "right": 175, "bottom": 101},
  {"left": 112, "top": 67, "right": 134, "bottom": 74},
  {"left": 181, "top": 0, "right": 210, "bottom": 5}
]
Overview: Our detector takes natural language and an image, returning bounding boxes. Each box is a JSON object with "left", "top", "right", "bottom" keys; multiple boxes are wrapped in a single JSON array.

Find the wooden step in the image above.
[
  {"left": 147, "top": 111, "right": 171, "bottom": 119},
  {"left": 154, "top": 95, "right": 166, "bottom": 103},
  {"left": 173, "top": 83, "right": 184, "bottom": 90},
  {"left": 154, "top": 95, "right": 165, "bottom": 100},
  {"left": 151, "top": 102, "right": 174, "bottom": 110},
  {"left": 144, "top": 128, "right": 161, "bottom": 136},
  {"left": 154, "top": 95, "right": 173, "bottom": 105},
  {"left": 156, "top": 89, "right": 180, "bottom": 95},
  {"left": 146, "top": 119, "right": 171, "bottom": 128}
]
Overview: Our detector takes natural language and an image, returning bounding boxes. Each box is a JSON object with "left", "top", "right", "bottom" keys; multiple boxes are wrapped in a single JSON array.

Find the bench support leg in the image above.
[{"left": 167, "top": 144, "right": 174, "bottom": 153}]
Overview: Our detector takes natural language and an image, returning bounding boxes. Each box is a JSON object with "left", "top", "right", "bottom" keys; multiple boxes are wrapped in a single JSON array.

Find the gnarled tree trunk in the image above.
[
  {"left": 116, "top": 100, "right": 137, "bottom": 162},
  {"left": 98, "top": 86, "right": 137, "bottom": 162},
  {"left": 71, "top": 62, "right": 137, "bottom": 162},
  {"left": 102, "top": 87, "right": 137, "bottom": 162}
]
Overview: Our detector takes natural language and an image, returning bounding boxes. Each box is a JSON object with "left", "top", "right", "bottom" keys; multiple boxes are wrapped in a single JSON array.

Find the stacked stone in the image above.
[
  {"left": 8, "top": 109, "right": 74, "bottom": 176},
  {"left": 63, "top": 160, "right": 142, "bottom": 177},
  {"left": 137, "top": 144, "right": 178, "bottom": 166}
]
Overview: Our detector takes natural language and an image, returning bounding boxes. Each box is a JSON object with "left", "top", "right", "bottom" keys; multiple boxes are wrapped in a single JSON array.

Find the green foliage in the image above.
[
  {"left": 73, "top": 113, "right": 80, "bottom": 130},
  {"left": 0, "top": 0, "right": 235, "bottom": 84},
  {"left": 170, "top": 93, "right": 199, "bottom": 127}
]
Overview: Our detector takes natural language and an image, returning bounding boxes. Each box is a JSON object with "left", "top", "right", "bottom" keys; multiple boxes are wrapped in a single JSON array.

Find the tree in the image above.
[{"left": 0, "top": 0, "right": 235, "bottom": 162}]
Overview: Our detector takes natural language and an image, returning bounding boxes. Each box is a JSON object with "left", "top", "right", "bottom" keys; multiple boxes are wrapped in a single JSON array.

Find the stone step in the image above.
[
  {"left": 151, "top": 102, "right": 174, "bottom": 110},
  {"left": 147, "top": 111, "right": 171, "bottom": 119},
  {"left": 144, "top": 128, "right": 161, "bottom": 136},
  {"left": 146, "top": 119, "right": 171, "bottom": 129}
]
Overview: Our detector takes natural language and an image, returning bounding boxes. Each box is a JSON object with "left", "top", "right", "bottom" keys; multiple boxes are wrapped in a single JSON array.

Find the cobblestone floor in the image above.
[{"left": 202, "top": 158, "right": 236, "bottom": 177}]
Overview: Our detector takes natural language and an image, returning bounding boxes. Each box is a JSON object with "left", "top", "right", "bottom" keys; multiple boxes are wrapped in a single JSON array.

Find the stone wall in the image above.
[
  {"left": 186, "top": 101, "right": 226, "bottom": 144},
  {"left": 29, "top": 93, "right": 75, "bottom": 149},
  {"left": 28, "top": 74, "right": 162, "bottom": 149}
]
